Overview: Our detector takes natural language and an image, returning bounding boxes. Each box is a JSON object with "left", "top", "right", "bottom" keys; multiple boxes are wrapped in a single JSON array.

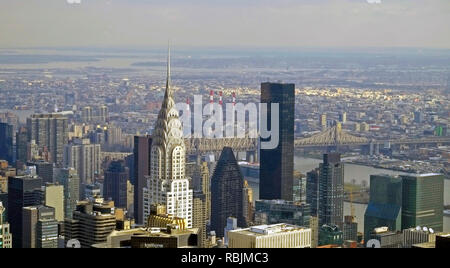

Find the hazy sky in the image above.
[{"left": 1, "top": 0, "right": 449, "bottom": 49}]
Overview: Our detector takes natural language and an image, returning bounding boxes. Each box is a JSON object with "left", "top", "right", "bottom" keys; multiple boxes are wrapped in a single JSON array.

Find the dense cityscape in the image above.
[{"left": 0, "top": 0, "right": 449, "bottom": 254}]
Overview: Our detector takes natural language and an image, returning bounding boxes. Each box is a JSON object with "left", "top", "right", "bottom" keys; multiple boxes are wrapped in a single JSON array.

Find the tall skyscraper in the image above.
[
  {"left": 211, "top": 147, "right": 247, "bottom": 237},
  {"left": 63, "top": 138, "right": 101, "bottom": 185},
  {"left": 306, "top": 168, "right": 320, "bottom": 217},
  {"left": 16, "top": 127, "right": 28, "bottom": 165},
  {"left": 104, "top": 160, "right": 129, "bottom": 209},
  {"left": 22, "top": 205, "right": 58, "bottom": 248},
  {"left": 364, "top": 174, "right": 403, "bottom": 241},
  {"left": 364, "top": 173, "right": 444, "bottom": 241},
  {"left": 142, "top": 47, "right": 193, "bottom": 228},
  {"left": 133, "top": 135, "right": 151, "bottom": 224},
  {"left": 318, "top": 153, "right": 344, "bottom": 229},
  {"left": 0, "top": 123, "right": 13, "bottom": 163},
  {"left": 26, "top": 113, "right": 68, "bottom": 165},
  {"left": 8, "top": 175, "right": 42, "bottom": 248},
  {"left": 54, "top": 168, "right": 80, "bottom": 220},
  {"left": 193, "top": 191, "right": 208, "bottom": 248},
  {"left": 293, "top": 173, "right": 307, "bottom": 204},
  {"left": 260, "top": 82, "right": 295, "bottom": 201},
  {"left": 401, "top": 174, "right": 444, "bottom": 231},
  {"left": 0, "top": 201, "right": 12, "bottom": 248}
]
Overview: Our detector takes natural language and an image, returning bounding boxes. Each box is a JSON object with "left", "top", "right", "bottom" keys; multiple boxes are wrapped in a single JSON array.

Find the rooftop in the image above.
[{"left": 230, "top": 223, "right": 309, "bottom": 236}]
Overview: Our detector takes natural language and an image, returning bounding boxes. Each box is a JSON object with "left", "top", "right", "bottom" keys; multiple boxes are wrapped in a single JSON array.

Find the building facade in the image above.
[
  {"left": 260, "top": 82, "right": 295, "bottom": 201},
  {"left": 63, "top": 138, "right": 101, "bottom": 185},
  {"left": 318, "top": 153, "right": 344, "bottom": 229},
  {"left": 142, "top": 48, "right": 193, "bottom": 228},
  {"left": 8, "top": 175, "right": 42, "bottom": 248},
  {"left": 0, "top": 123, "right": 13, "bottom": 163},
  {"left": 211, "top": 147, "right": 247, "bottom": 237},
  {"left": 228, "top": 224, "right": 311, "bottom": 248},
  {"left": 104, "top": 160, "right": 129, "bottom": 209},
  {"left": 27, "top": 113, "right": 68, "bottom": 165}
]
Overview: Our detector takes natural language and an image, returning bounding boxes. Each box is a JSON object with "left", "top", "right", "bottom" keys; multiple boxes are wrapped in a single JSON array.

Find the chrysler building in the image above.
[{"left": 143, "top": 46, "right": 193, "bottom": 227}]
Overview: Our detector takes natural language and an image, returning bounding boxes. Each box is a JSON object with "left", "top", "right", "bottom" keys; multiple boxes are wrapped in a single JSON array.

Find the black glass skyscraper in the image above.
[
  {"left": 0, "top": 123, "right": 13, "bottom": 163},
  {"left": 211, "top": 147, "right": 246, "bottom": 237},
  {"left": 260, "top": 82, "right": 295, "bottom": 201},
  {"left": 104, "top": 160, "right": 129, "bottom": 209},
  {"left": 8, "top": 176, "right": 42, "bottom": 248}
]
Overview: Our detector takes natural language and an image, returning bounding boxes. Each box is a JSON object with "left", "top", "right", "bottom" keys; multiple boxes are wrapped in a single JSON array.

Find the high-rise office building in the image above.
[
  {"left": 0, "top": 201, "right": 12, "bottom": 248},
  {"left": 28, "top": 160, "right": 53, "bottom": 185},
  {"left": 254, "top": 200, "right": 310, "bottom": 227},
  {"left": 193, "top": 191, "right": 208, "bottom": 248},
  {"left": 242, "top": 180, "right": 254, "bottom": 225},
  {"left": 63, "top": 138, "right": 101, "bottom": 185},
  {"left": 22, "top": 205, "right": 58, "bottom": 248},
  {"left": 26, "top": 113, "right": 68, "bottom": 165},
  {"left": 42, "top": 183, "right": 64, "bottom": 222},
  {"left": 364, "top": 174, "right": 403, "bottom": 241},
  {"left": 142, "top": 48, "right": 193, "bottom": 228},
  {"left": 260, "top": 82, "right": 295, "bottom": 201},
  {"left": 16, "top": 127, "right": 28, "bottom": 165},
  {"left": 401, "top": 174, "right": 444, "bottom": 231},
  {"left": 104, "top": 160, "right": 129, "bottom": 209},
  {"left": 64, "top": 199, "right": 116, "bottom": 248},
  {"left": 211, "top": 147, "right": 247, "bottom": 237},
  {"left": 306, "top": 168, "right": 320, "bottom": 217},
  {"left": 293, "top": 173, "right": 307, "bottom": 204},
  {"left": 318, "top": 153, "right": 344, "bottom": 229},
  {"left": 133, "top": 135, "right": 151, "bottom": 224},
  {"left": 8, "top": 175, "right": 42, "bottom": 248},
  {"left": 54, "top": 168, "right": 80, "bottom": 220},
  {"left": 364, "top": 173, "right": 444, "bottom": 241},
  {"left": 0, "top": 123, "right": 13, "bottom": 163}
]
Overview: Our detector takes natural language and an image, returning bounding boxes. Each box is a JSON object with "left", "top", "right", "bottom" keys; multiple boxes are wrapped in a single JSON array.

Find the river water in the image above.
[{"left": 248, "top": 156, "right": 450, "bottom": 232}]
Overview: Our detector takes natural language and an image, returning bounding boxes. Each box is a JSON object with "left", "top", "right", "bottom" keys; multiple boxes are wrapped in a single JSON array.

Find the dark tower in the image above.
[
  {"left": 260, "top": 82, "right": 295, "bottom": 201},
  {"left": 0, "top": 123, "right": 13, "bottom": 163},
  {"left": 104, "top": 160, "right": 129, "bottom": 209},
  {"left": 133, "top": 135, "right": 152, "bottom": 224},
  {"left": 211, "top": 147, "right": 246, "bottom": 237},
  {"left": 8, "top": 176, "right": 42, "bottom": 248},
  {"left": 318, "top": 153, "right": 344, "bottom": 229}
]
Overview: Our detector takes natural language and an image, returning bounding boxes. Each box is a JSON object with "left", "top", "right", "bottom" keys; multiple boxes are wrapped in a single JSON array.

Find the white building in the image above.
[
  {"left": 228, "top": 223, "right": 312, "bottom": 248},
  {"left": 143, "top": 47, "right": 193, "bottom": 228},
  {"left": 63, "top": 138, "right": 101, "bottom": 185}
]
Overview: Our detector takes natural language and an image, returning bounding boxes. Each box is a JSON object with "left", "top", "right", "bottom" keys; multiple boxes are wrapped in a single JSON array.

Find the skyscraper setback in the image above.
[
  {"left": 260, "top": 82, "right": 295, "bottom": 201},
  {"left": 142, "top": 47, "right": 193, "bottom": 228}
]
